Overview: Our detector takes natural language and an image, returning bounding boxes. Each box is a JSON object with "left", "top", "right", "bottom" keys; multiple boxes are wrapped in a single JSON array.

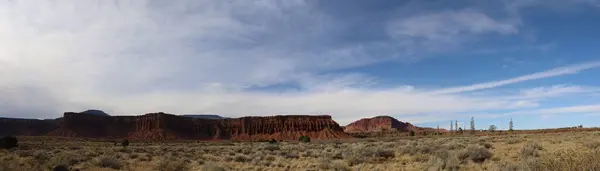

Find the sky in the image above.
[{"left": 1, "top": 0, "right": 600, "bottom": 130}]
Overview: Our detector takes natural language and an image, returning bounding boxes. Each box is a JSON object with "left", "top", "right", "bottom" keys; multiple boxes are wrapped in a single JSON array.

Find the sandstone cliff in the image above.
[{"left": 45, "top": 112, "right": 349, "bottom": 141}]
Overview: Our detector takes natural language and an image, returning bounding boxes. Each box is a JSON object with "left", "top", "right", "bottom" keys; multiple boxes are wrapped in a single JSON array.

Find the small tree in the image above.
[
  {"left": 0, "top": 136, "right": 18, "bottom": 149},
  {"left": 299, "top": 136, "right": 311, "bottom": 143},
  {"left": 509, "top": 118, "right": 514, "bottom": 132},
  {"left": 121, "top": 139, "right": 129, "bottom": 147},
  {"left": 470, "top": 117, "right": 476, "bottom": 135},
  {"left": 455, "top": 120, "right": 458, "bottom": 133},
  {"left": 488, "top": 125, "right": 497, "bottom": 132},
  {"left": 409, "top": 130, "right": 415, "bottom": 136},
  {"left": 458, "top": 127, "right": 463, "bottom": 134}
]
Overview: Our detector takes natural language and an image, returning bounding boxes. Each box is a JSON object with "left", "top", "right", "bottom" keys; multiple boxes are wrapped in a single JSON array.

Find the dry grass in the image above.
[{"left": 1, "top": 131, "right": 600, "bottom": 170}]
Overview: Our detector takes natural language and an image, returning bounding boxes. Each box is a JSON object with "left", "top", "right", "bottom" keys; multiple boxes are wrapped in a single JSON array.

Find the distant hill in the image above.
[
  {"left": 180, "top": 114, "right": 225, "bottom": 119},
  {"left": 80, "top": 109, "right": 110, "bottom": 116}
]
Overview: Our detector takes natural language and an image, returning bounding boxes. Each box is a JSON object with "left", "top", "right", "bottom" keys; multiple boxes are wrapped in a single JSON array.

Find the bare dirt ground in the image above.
[{"left": 2, "top": 131, "right": 600, "bottom": 171}]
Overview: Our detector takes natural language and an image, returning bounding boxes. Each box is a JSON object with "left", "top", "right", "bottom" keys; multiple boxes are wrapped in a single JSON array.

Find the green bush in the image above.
[
  {"left": 0, "top": 136, "right": 18, "bottom": 149},
  {"left": 299, "top": 136, "right": 311, "bottom": 143},
  {"left": 409, "top": 130, "right": 415, "bottom": 136},
  {"left": 269, "top": 139, "right": 278, "bottom": 144}
]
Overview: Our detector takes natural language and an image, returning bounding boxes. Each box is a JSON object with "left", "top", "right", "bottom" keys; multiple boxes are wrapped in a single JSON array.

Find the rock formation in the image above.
[
  {"left": 344, "top": 116, "right": 446, "bottom": 134},
  {"left": 43, "top": 112, "right": 349, "bottom": 141},
  {"left": 344, "top": 116, "right": 413, "bottom": 133}
]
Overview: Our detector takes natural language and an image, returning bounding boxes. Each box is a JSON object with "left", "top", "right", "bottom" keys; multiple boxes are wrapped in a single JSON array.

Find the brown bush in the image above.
[
  {"left": 156, "top": 158, "right": 190, "bottom": 171},
  {"left": 464, "top": 145, "right": 493, "bottom": 163},
  {"left": 373, "top": 149, "right": 395, "bottom": 159},
  {"left": 526, "top": 149, "right": 600, "bottom": 170},
  {"left": 234, "top": 155, "right": 248, "bottom": 162},
  {"left": 583, "top": 141, "right": 600, "bottom": 149},
  {"left": 520, "top": 142, "right": 543, "bottom": 158},
  {"left": 202, "top": 163, "right": 226, "bottom": 171},
  {"left": 96, "top": 156, "right": 122, "bottom": 170}
]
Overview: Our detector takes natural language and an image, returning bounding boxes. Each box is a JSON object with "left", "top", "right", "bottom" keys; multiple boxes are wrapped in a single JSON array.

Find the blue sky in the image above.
[{"left": 1, "top": 0, "right": 600, "bottom": 130}]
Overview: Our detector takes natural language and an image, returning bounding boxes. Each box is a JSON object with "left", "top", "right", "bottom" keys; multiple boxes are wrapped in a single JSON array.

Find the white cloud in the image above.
[
  {"left": 0, "top": 0, "right": 594, "bottom": 126},
  {"left": 518, "top": 84, "right": 597, "bottom": 99},
  {"left": 430, "top": 61, "right": 600, "bottom": 94},
  {"left": 388, "top": 10, "right": 517, "bottom": 39},
  {"left": 537, "top": 104, "right": 600, "bottom": 114},
  {"left": 387, "top": 9, "right": 518, "bottom": 52}
]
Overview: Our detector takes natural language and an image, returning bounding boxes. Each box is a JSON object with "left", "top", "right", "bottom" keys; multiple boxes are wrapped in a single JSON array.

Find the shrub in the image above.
[
  {"left": 269, "top": 139, "right": 278, "bottom": 144},
  {"left": 520, "top": 142, "right": 543, "bottom": 158},
  {"left": 0, "top": 136, "right": 18, "bottom": 149},
  {"left": 433, "top": 148, "right": 449, "bottom": 161},
  {"left": 506, "top": 138, "right": 524, "bottom": 144},
  {"left": 33, "top": 150, "right": 50, "bottom": 162},
  {"left": 121, "top": 139, "right": 130, "bottom": 147},
  {"left": 525, "top": 149, "right": 600, "bottom": 170},
  {"left": 96, "top": 156, "right": 122, "bottom": 170},
  {"left": 284, "top": 153, "right": 300, "bottom": 159},
  {"left": 45, "top": 152, "right": 86, "bottom": 169},
  {"left": 447, "top": 141, "right": 466, "bottom": 150},
  {"left": 374, "top": 149, "right": 395, "bottom": 159},
  {"left": 409, "top": 130, "right": 415, "bottom": 136},
  {"left": 346, "top": 156, "right": 365, "bottom": 166},
  {"left": 480, "top": 142, "right": 493, "bottom": 149},
  {"left": 202, "top": 163, "right": 225, "bottom": 171},
  {"left": 265, "top": 155, "right": 276, "bottom": 161},
  {"left": 584, "top": 141, "right": 600, "bottom": 149},
  {"left": 299, "top": 136, "right": 311, "bottom": 143},
  {"left": 52, "top": 165, "right": 69, "bottom": 171},
  {"left": 157, "top": 158, "right": 190, "bottom": 171},
  {"left": 16, "top": 150, "right": 33, "bottom": 157},
  {"left": 464, "top": 145, "right": 493, "bottom": 163},
  {"left": 329, "top": 161, "right": 351, "bottom": 171},
  {"left": 234, "top": 155, "right": 248, "bottom": 162}
]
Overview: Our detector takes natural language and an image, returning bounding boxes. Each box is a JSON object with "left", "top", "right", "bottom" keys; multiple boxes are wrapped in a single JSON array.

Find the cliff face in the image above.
[
  {"left": 45, "top": 112, "right": 348, "bottom": 141},
  {"left": 0, "top": 118, "right": 61, "bottom": 136}
]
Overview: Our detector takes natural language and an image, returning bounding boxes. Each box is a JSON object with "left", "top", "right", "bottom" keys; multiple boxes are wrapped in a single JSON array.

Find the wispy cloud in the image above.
[
  {"left": 431, "top": 61, "right": 600, "bottom": 94},
  {"left": 387, "top": 9, "right": 518, "bottom": 52},
  {"left": 518, "top": 84, "right": 598, "bottom": 99}
]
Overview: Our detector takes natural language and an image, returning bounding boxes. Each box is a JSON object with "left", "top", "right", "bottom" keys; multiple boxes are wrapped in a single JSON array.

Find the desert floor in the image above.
[{"left": 2, "top": 131, "right": 600, "bottom": 171}]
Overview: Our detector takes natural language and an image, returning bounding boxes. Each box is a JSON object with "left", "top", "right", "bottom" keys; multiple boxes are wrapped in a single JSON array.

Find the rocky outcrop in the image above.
[
  {"left": 0, "top": 118, "right": 61, "bottom": 136},
  {"left": 344, "top": 116, "right": 446, "bottom": 134},
  {"left": 344, "top": 116, "right": 413, "bottom": 133},
  {"left": 46, "top": 112, "right": 349, "bottom": 141}
]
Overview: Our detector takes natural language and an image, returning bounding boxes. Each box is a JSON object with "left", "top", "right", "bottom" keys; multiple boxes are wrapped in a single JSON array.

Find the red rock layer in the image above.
[{"left": 46, "top": 112, "right": 349, "bottom": 141}]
